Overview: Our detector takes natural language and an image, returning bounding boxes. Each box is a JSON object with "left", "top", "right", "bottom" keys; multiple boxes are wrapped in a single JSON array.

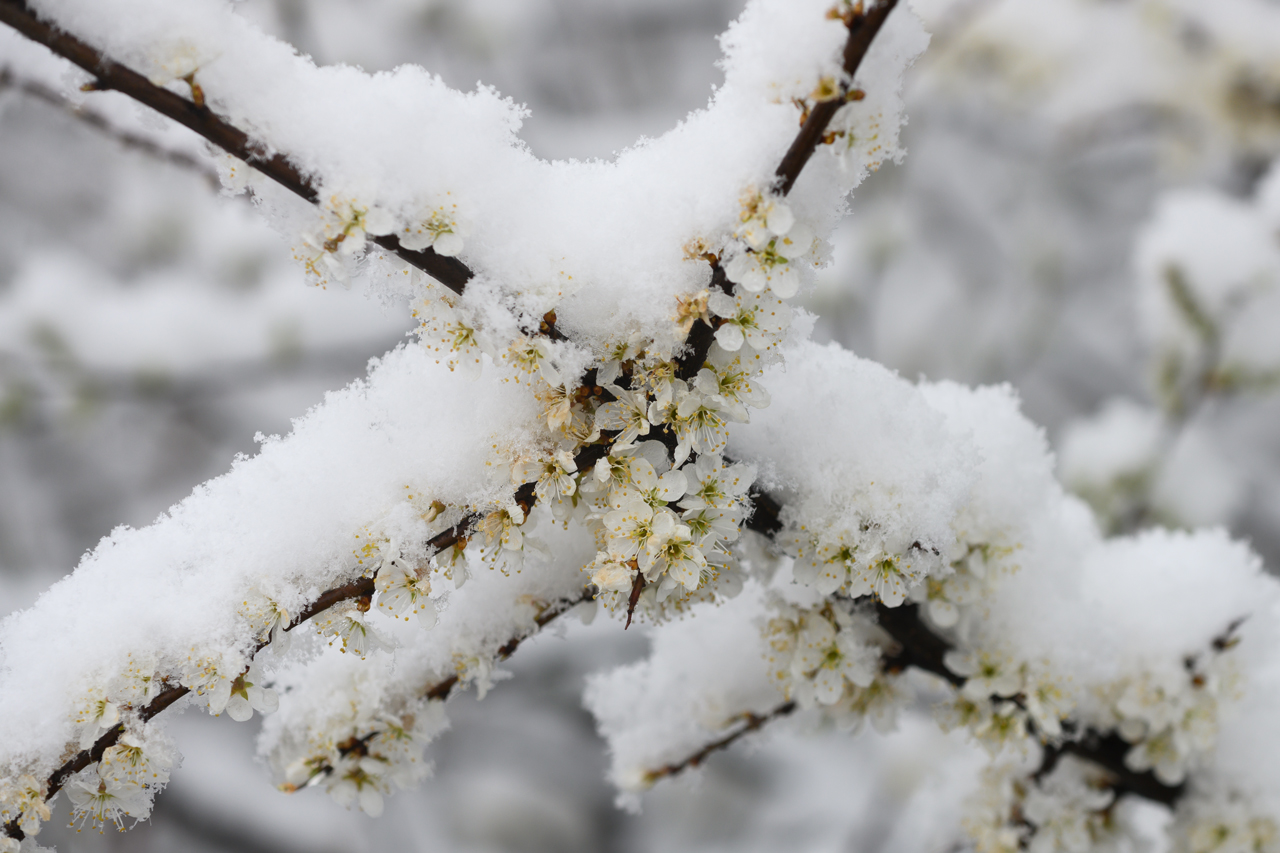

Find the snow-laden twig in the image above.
[
  {"left": 773, "top": 0, "right": 898, "bottom": 196},
  {"left": 0, "top": 0, "right": 473, "bottom": 293}
]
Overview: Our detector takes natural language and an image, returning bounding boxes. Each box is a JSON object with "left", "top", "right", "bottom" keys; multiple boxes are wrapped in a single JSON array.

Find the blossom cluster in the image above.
[
  {"left": 963, "top": 759, "right": 1119, "bottom": 853},
  {"left": 297, "top": 198, "right": 467, "bottom": 289},
  {"left": 763, "top": 599, "right": 898, "bottom": 730},
  {"left": 278, "top": 705, "right": 446, "bottom": 818}
]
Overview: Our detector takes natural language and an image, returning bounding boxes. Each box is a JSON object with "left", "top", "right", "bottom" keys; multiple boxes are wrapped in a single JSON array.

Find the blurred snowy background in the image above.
[{"left": 2, "top": 0, "right": 1279, "bottom": 850}]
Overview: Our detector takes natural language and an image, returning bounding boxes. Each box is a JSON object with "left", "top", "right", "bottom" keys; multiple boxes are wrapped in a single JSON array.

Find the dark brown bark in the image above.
[{"left": 774, "top": 0, "right": 899, "bottom": 196}]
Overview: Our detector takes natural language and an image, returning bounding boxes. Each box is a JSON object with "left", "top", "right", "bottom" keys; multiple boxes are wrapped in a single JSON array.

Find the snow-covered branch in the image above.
[{"left": 0, "top": 0, "right": 472, "bottom": 293}]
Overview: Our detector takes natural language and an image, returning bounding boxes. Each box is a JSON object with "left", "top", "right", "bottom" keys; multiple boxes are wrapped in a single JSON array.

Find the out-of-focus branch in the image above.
[
  {"left": 641, "top": 701, "right": 797, "bottom": 785},
  {"left": 0, "top": 66, "right": 221, "bottom": 189},
  {"left": 0, "top": 0, "right": 473, "bottom": 294}
]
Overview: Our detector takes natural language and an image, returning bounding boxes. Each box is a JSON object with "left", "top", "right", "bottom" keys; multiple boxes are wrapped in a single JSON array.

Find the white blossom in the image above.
[
  {"left": 513, "top": 449, "right": 578, "bottom": 506},
  {"left": 595, "top": 385, "right": 652, "bottom": 447},
  {"left": 707, "top": 290, "right": 791, "bottom": 353}
]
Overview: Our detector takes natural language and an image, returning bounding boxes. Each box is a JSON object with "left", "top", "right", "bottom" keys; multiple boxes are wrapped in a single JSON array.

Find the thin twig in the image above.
[
  {"left": 642, "top": 701, "right": 797, "bottom": 784},
  {"left": 305, "top": 587, "right": 596, "bottom": 782},
  {"left": 624, "top": 572, "right": 645, "bottom": 629},
  {"left": 674, "top": 0, "right": 898, "bottom": 379},
  {"left": 774, "top": 0, "right": 899, "bottom": 196},
  {"left": 0, "top": 0, "right": 472, "bottom": 294}
]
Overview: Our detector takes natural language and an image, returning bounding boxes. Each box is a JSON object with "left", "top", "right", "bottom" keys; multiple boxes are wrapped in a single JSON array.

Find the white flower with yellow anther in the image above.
[
  {"left": 595, "top": 385, "right": 652, "bottom": 447},
  {"left": 939, "top": 698, "right": 1028, "bottom": 756},
  {"left": 66, "top": 765, "right": 153, "bottom": 829},
  {"left": 1023, "top": 758, "right": 1115, "bottom": 853},
  {"left": 735, "top": 190, "right": 797, "bottom": 251},
  {"left": 99, "top": 730, "right": 174, "bottom": 790},
  {"left": 640, "top": 513, "right": 706, "bottom": 590},
  {"left": 679, "top": 454, "right": 754, "bottom": 511},
  {"left": 791, "top": 612, "right": 879, "bottom": 706},
  {"left": 0, "top": 775, "right": 49, "bottom": 838},
  {"left": 849, "top": 551, "right": 913, "bottom": 607},
  {"left": 603, "top": 496, "right": 673, "bottom": 560},
  {"left": 668, "top": 385, "right": 729, "bottom": 465},
  {"left": 74, "top": 689, "right": 121, "bottom": 751},
  {"left": 707, "top": 290, "right": 791, "bottom": 352},
  {"left": 1022, "top": 671, "right": 1073, "bottom": 741},
  {"left": 513, "top": 449, "right": 578, "bottom": 506},
  {"left": 946, "top": 650, "right": 1024, "bottom": 702},
  {"left": 682, "top": 505, "right": 740, "bottom": 551},
  {"left": 316, "top": 608, "right": 390, "bottom": 658},
  {"left": 693, "top": 347, "right": 771, "bottom": 422},
  {"left": 375, "top": 544, "right": 436, "bottom": 628},
  {"left": 414, "top": 296, "right": 484, "bottom": 379},
  {"left": 723, "top": 224, "right": 813, "bottom": 299},
  {"left": 327, "top": 756, "right": 389, "bottom": 817},
  {"left": 506, "top": 337, "right": 562, "bottom": 387},
  {"left": 620, "top": 457, "right": 686, "bottom": 510},
  {"left": 399, "top": 207, "right": 466, "bottom": 257},
  {"left": 584, "top": 442, "right": 667, "bottom": 497},
  {"left": 793, "top": 536, "right": 855, "bottom": 596},
  {"left": 589, "top": 551, "right": 638, "bottom": 593},
  {"left": 478, "top": 501, "right": 526, "bottom": 553},
  {"left": 216, "top": 662, "right": 279, "bottom": 722},
  {"left": 1173, "top": 795, "right": 1279, "bottom": 853}
]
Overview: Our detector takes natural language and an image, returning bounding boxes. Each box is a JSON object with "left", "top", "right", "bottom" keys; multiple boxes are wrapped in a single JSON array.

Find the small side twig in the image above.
[
  {"left": 624, "top": 572, "right": 646, "bottom": 629},
  {"left": 642, "top": 701, "right": 797, "bottom": 784}
]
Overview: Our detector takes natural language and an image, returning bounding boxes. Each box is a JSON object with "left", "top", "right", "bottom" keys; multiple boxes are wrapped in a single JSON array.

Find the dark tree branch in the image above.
[
  {"left": 4, "top": 0, "right": 1177, "bottom": 839},
  {"left": 1053, "top": 734, "right": 1184, "bottom": 806},
  {"left": 774, "top": 0, "right": 899, "bottom": 196},
  {"left": 0, "top": 0, "right": 473, "bottom": 294},
  {"left": 625, "top": 572, "right": 645, "bottom": 629},
  {"left": 674, "top": 265, "right": 729, "bottom": 381},
  {"left": 874, "top": 600, "right": 962, "bottom": 687},
  {"left": 743, "top": 487, "right": 783, "bottom": 537}
]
